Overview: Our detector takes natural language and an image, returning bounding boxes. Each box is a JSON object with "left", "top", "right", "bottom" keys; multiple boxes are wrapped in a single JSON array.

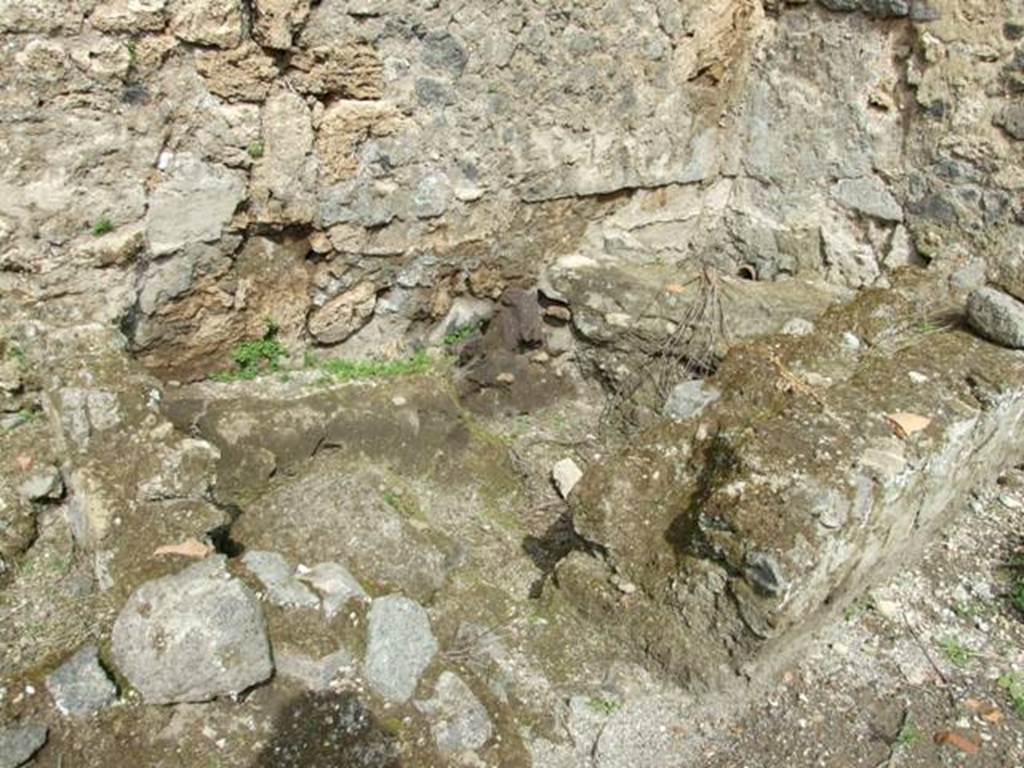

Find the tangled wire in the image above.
[{"left": 601, "top": 265, "right": 729, "bottom": 436}]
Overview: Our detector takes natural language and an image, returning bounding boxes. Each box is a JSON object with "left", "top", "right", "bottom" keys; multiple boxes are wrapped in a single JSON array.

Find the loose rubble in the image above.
[
  {"left": 967, "top": 286, "right": 1024, "bottom": 349},
  {"left": 364, "top": 595, "right": 438, "bottom": 703},
  {"left": 552, "top": 458, "right": 584, "bottom": 499},
  {"left": 242, "top": 551, "right": 319, "bottom": 609},
  {"left": 45, "top": 644, "right": 117, "bottom": 717},
  {"left": 416, "top": 671, "right": 494, "bottom": 755},
  {"left": 297, "top": 561, "right": 368, "bottom": 619},
  {"left": 0, "top": 723, "right": 47, "bottom": 768}
]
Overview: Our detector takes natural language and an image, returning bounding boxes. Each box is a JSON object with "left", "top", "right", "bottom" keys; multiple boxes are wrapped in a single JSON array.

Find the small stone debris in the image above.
[
  {"left": 297, "top": 561, "right": 368, "bottom": 618},
  {"left": 428, "top": 296, "right": 495, "bottom": 345},
  {"left": 841, "top": 331, "right": 862, "bottom": 351},
  {"left": 663, "top": 380, "right": 721, "bottom": 422},
  {"left": 0, "top": 722, "right": 48, "bottom": 768},
  {"left": 998, "top": 494, "right": 1022, "bottom": 510},
  {"left": 364, "top": 595, "right": 438, "bottom": 703},
  {"left": 610, "top": 574, "right": 637, "bottom": 595},
  {"left": 242, "top": 550, "right": 319, "bottom": 609},
  {"left": 780, "top": 317, "right": 815, "bottom": 336},
  {"left": 276, "top": 646, "right": 355, "bottom": 691},
  {"left": 544, "top": 305, "right": 572, "bottom": 322},
  {"left": 46, "top": 644, "right": 117, "bottom": 717},
  {"left": 18, "top": 466, "right": 64, "bottom": 502},
  {"left": 966, "top": 286, "right": 1024, "bottom": 349},
  {"left": 552, "top": 458, "right": 583, "bottom": 498},
  {"left": 416, "top": 671, "right": 493, "bottom": 755}
]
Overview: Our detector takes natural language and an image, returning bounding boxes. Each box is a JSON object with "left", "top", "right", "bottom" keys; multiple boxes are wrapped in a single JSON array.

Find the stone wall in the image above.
[{"left": 1, "top": 0, "right": 1022, "bottom": 381}]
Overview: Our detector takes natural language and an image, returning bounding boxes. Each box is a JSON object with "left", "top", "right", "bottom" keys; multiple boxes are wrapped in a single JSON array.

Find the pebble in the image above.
[
  {"left": 781, "top": 318, "right": 815, "bottom": 336},
  {"left": 873, "top": 597, "right": 900, "bottom": 621},
  {"left": 545, "top": 305, "right": 572, "bottom": 322},
  {"left": 298, "top": 562, "right": 368, "bottom": 618},
  {"left": 0, "top": 722, "right": 48, "bottom": 768},
  {"left": 552, "top": 458, "right": 584, "bottom": 498},
  {"left": 18, "top": 466, "right": 64, "bottom": 502},
  {"left": 611, "top": 574, "right": 637, "bottom": 595},
  {"left": 46, "top": 644, "right": 117, "bottom": 717},
  {"left": 364, "top": 595, "right": 438, "bottom": 703},
  {"left": 998, "top": 495, "right": 1022, "bottom": 510},
  {"left": 242, "top": 551, "right": 319, "bottom": 609}
]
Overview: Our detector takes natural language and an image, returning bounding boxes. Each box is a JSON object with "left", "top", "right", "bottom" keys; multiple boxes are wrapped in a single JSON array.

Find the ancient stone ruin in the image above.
[{"left": 2, "top": 1, "right": 1024, "bottom": 766}]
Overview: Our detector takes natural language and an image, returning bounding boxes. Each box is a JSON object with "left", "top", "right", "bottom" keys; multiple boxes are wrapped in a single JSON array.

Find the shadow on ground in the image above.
[{"left": 252, "top": 690, "right": 403, "bottom": 768}]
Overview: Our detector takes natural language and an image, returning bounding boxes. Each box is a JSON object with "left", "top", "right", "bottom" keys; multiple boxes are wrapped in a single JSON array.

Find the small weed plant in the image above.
[
  {"left": 896, "top": 721, "right": 920, "bottom": 748},
  {"left": 586, "top": 698, "right": 621, "bottom": 717},
  {"left": 939, "top": 636, "right": 975, "bottom": 668},
  {"left": 998, "top": 673, "right": 1024, "bottom": 715},
  {"left": 212, "top": 320, "right": 287, "bottom": 381},
  {"left": 442, "top": 321, "right": 483, "bottom": 348},
  {"left": 90, "top": 217, "right": 114, "bottom": 237}
]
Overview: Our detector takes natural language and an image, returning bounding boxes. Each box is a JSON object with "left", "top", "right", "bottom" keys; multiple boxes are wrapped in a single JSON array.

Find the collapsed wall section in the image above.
[{"left": 559, "top": 278, "right": 1024, "bottom": 689}]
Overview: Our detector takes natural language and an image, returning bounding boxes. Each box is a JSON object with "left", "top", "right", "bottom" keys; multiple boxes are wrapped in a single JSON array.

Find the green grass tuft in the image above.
[
  {"left": 939, "top": 636, "right": 975, "bottom": 667},
  {"left": 896, "top": 721, "right": 920, "bottom": 748},
  {"left": 442, "top": 322, "right": 483, "bottom": 348},
  {"left": 319, "top": 350, "right": 431, "bottom": 382},
  {"left": 586, "top": 697, "right": 621, "bottom": 717},
  {"left": 90, "top": 217, "right": 114, "bottom": 237}
]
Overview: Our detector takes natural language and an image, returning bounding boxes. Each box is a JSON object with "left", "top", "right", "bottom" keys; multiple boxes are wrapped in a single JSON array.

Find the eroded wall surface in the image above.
[{"left": 3, "top": 1, "right": 1019, "bottom": 380}]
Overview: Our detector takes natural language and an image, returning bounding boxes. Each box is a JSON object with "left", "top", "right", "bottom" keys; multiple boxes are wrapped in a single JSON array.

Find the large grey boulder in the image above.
[
  {"left": 967, "top": 287, "right": 1024, "bottom": 349},
  {"left": 0, "top": 722, "right": 47, "bottom": 768},
  {"left": 46, "top": 644, "right": 117, "bottom": 717},
  {"left": 416, "top": 671, "right": 493, "bottom": 755},
  {"left": 364, "top": 595, "right": 437, "bottom": 703},
  {"left": 110, "top": 556, "right": 273, "bottom": 704}
]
